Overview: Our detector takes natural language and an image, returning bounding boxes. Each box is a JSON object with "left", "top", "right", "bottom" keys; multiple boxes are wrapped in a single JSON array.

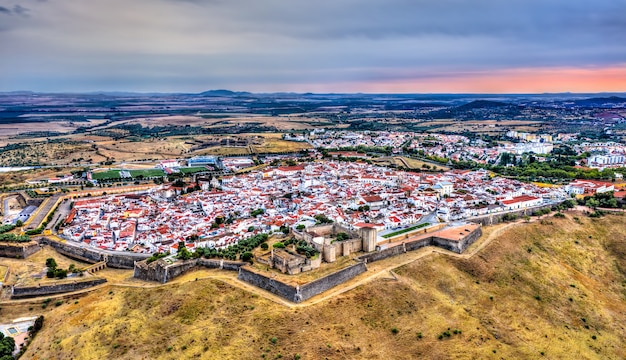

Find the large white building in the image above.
[
  {"left": 587, "top": 154, "right": 626, "bottom": 170},
  {"left": 504, "top": 142, "right": 553, "bottom": 155}
]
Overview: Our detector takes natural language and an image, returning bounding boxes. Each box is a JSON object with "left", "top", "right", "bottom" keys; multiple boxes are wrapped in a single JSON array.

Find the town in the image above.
[{"left": 61, "top": 159, "right": 566, "bottom": 255}]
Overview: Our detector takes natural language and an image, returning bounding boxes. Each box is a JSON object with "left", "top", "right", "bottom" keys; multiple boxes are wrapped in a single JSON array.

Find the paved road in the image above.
[{"left": 25, "top": 193, "right": 63, "bottom": 230}]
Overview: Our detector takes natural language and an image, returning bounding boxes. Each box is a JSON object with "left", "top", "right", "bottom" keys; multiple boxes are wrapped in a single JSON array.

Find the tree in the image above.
[
  {"left": 273, "top": 242, "right": 286, "bottom": 249},
  {"left": 177, "top": 241, "right": 192, "bottom": 260},
  {"left": 240, "top": 251, "right": 253, "bottom": 262},
  {"left": 45, "top": 258, "right": 57, "bottom": 269},
  {"left": 296, "top": 224, "right": 305, "bottom": 231},
  {"left": 335, "top": 232, "right": 349, "bottom": 241},
  {"left": 54, "top": 268, "right": 68, "bottom": 279},
  {"left": 585, "top": 198, "right": 600, "bottom": 210},
  {"left": 15, "top": 220, "right": 23, "bottom": 227},
  {"left": 0, "top": 332, "right": 16, "bottom": 359}
]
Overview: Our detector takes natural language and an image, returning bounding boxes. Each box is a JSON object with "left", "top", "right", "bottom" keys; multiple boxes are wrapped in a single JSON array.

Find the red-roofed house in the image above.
[{"left": 501, "top": 195, "right": 541, "bottom": 210}]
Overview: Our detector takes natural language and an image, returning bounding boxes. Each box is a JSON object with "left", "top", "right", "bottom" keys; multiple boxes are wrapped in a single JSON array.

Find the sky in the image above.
[{"left": 1, "top": 0, "right": 626, "bottom": 93}]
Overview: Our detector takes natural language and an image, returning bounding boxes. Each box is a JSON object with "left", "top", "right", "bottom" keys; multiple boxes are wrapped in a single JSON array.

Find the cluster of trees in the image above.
[
  {"left": 405, "top": 143, "right": 625, "bottom": 182},
  {"left": 314, "top": 214, "right": 333, "bottom": 224},
  {"left": 195, "top": 233, "right": 269, "bottom": 261},
  {"left": 579, "top": 191, "right": 621, "bottom": 209},
  {"left": 296, "top": 242, "right": 318, "bottom": 258},
  {"left": 210, "top": 216, "right": 234, "bottom": 229},
  {"left": 45, "top": 258, "right": 83, "bottom": 279},
  {"left": 320, "top": 145, "right": 393, "bottom": 156},
  {"left": 177, "top": 241, "right": 192, "bottom": 260},
  {"left": 0, "top": 233, "right": 30, "bottom": 243},
  {"left": 0, "top": 224, "right": 17, "bottom": 234},
  {"left": 280, "top": 237, "right": 319, "bottom": 258},
  {"left": 146, "top": 251, "right": 169, "bottom": 264},
  {"left": 250, "top": 208, "right": 265, "bottom": 217},
  {"left": 0, "top": 332, "right": 16, "bottom": 360}
]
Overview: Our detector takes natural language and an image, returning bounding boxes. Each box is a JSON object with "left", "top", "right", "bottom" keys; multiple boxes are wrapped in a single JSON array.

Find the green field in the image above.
[
  {"left": 128, "top": 169, "right": 165, "bottom": 178},
  {"left": 178, "top": 166, "right": 209, "bottom": 175},
  {"left": 90, "top": 170, "right": 122, "bottom": 180},
  {"left": 90, "top": 168, "right": 166, "bottom": 180}
]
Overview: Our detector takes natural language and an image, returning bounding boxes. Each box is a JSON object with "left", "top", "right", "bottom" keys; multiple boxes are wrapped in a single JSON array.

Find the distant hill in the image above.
[
  {"left": 455, "top": 100, "right": 514, "bottom": 110},
  {"left": 197, "top": 89, "right": 251, "bottom": 97},
  {"left": 573, "top": 96, "right": 626, "bottom": 107}
]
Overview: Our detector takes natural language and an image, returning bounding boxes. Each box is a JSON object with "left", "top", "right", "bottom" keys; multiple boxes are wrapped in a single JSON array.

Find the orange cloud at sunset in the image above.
[{"left": 352, "top": 66, "right": 626, "bottom": 94}]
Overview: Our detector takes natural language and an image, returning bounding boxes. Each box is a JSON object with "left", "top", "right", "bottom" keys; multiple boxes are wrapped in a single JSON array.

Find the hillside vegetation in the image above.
[{"left": 11, "top": 213, "right": 626, "bottom": 359}]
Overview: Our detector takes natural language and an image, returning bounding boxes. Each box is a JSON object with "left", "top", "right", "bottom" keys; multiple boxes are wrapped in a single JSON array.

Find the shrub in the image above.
[
  {"left": 54, "top": 268, "right": 68, "bottom": 279},
  {"left": 270, "top": 337, "right": 277, "bottom": 344},
  {"left": 391, "top": 327, "right": 399, "bottom": 334},
  {"left": 273, "top": 242, "right": 285, "bottom": 249},
  {"left": 260, "top": 243, "right": 269, "bottom": 250},
  {"left": 240, "top": 251, "right": 253, "bottom": 262}
]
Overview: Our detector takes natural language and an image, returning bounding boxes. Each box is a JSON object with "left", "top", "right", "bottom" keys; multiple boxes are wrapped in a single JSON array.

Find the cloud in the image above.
[{"left": 0, "top": 0, "right": 625, "bottom": 92}]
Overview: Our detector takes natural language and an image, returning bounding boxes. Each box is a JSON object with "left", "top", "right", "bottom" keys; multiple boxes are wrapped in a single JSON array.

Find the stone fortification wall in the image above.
[
  {"left": 296, "top": 262, "right": 367, "bottom": 302},
  {"left": 0, "top": 242, "right": 40, "bottom": 259},
  {"left": 40, "top": 238, "right": 149, "bottom": 269},
  {"left": 105, "top": 253, "right": 149, "bottom": 269},
  {"left": 237, "top": 267, "right": 299, "bottom": 301},
  {"left": 469, "top": 203, "right": 559, "bottom": 226},
  {"left": 359, "top": 225, "right": 482, "bottom": 264},
  {"left": 236, "top": 262, "right": 367, "bottom": 303},
  {"left": 11, "top": 278, "right": 107, "bottom": 299},
  {"left": 359, "top": 244, "right": 405, "bottom": 263},
  {"left": 133, "top": 258, "right": 247, "bottom": 283},
  {"left": 43, "top": 239, "right": 104, "bottom": 263},
  {"left": 333, "top": 238, "right": 362, "bottom": 257}
]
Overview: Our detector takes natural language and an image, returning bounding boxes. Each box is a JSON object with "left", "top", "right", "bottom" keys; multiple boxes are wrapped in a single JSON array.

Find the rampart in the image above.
[
  {"left": 468, "top": 203, "right": 560, "bottom": 226},
  {"left": 359, "top": 225, "right": 482, "bottom": 264},
  {"left": 237, "top": 267, "right": 299, "bottom": 301},
  {"left": 11, "top": 278, "right": 107, "bottom": 299},
  {"left": 297, "top": 262, "right": 367, "bottom": 302},
  {"left": 133, "top": 257, "right": 247, "bottom": 283},
  {"left": 0, "top": 241, "right": 40, "bottom": 259},
  {"left": 39, "top": 238, "right": 150, "bottom": 269},
  {"left": 237, "top": 262, "right": 367, "bottom": 303}
]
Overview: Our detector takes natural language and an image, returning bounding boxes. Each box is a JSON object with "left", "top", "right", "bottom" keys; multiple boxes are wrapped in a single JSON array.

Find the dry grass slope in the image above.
[{"left": 10, "top": 213, "right": 626, "bottom": 360}]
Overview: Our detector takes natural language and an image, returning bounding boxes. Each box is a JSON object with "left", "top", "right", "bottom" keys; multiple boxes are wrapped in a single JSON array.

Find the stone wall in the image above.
[
  {"left": 237, "top": 267, "right": 299, "bottom": 301},
  {"left": 11, "top": 278, "right": 107, "bottom": 299},
  {"left": 359, "top": 225, "right": 483, "bottom": 264},
  {"left": 296, "top": 262, "right": 367, "bottom": 302},
  {"left": 359, "top": 244, "right": 405, "bottom": 263},
  {"left": 134, "top": 258, "right": 247, "bottom": 283},
  {"left": 105, "top": 253, "right": 149, "bottom": 269},
  {"left": 0, "top": 241, "right": 40, "bottom": 259},
  {"left": 468, "top": 203, "right": 559, "bottom": 226},
  {"left": 40, "top": 238, "right": 149, "bottom": 269}
]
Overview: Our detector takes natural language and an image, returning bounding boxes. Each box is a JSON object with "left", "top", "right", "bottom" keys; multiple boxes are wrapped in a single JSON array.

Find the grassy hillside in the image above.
[{"left": 11, "top": 212, "right": 626, "bottom": 359}]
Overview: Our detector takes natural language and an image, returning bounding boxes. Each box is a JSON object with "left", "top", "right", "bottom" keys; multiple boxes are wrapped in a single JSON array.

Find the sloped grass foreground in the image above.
[{"left": 11, "top": 213, "right": 626, "bottom": 359}]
